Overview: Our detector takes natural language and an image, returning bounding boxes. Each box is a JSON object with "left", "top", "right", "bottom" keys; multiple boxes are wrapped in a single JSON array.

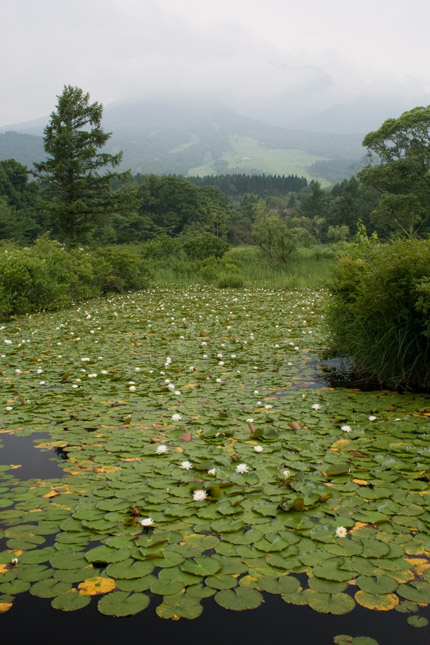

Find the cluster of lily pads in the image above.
[{"left": 0, "top": 286, "right": 429, "bottom": 636}]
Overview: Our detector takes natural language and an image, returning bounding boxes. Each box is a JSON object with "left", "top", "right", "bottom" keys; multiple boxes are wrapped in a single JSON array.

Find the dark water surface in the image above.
[
  {"left": 1, "top": 587, "right": 430, "bottom": 645},
  {"left": 0, "top": 432, "right": 65, "bottom": 480}
]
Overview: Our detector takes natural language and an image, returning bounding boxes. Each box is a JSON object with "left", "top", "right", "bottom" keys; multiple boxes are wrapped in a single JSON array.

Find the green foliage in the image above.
[
  {"left": 33, "top": 86, "right": 134, "bottom": 243},
  {"left": 251, "top": 200, "right": 297, "bottom": 262},
  {"left": 182, "top": 233, "right": 229, "bottom": 260},
  {"left": 326, "top": 238, "right": 430, "bottom": 390},
  {"left": 358, "top": 106, "right": 430, "bottom": 236},
  {"left": 91, "top": 246, "right": 151, "bottom": 294},
  {"left": 216, "top": 273, "right": 244, "bottom": 289},
  {"left": 0, "top": 239, "right": 150, "bottom": 317},
  {"left": 136, "top": 174, "right": 204, "bottom": 238}
]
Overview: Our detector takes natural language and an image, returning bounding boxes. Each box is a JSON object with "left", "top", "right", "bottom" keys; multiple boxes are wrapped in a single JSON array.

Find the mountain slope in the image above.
[{"left": 0, "top": 97, "right": 365, "bottom": 183}]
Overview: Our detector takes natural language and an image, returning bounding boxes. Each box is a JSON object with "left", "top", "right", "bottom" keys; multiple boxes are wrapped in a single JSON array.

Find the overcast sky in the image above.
[{"left": 2, "top": 0, "right": 429, "bottom": 132}]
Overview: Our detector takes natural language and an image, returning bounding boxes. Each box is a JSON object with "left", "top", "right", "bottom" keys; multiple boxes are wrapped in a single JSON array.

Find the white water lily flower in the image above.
[
  {"left": 254, "top": 445, "right": 263, "bottom": 453},
  {"left": 156, "top": 444, "right": 168, "bottom": 454},
  {"left": 5, "top": 406, "right": 13, "bottom": 411},
  {"left": 167, "top": 383, "right": 175, "bottom": 390},
  {"left": 246, "top": 418, "right": 254, "bottom": 423},
  {"left": 129, "top": 385, "right": 136, "bottom": 391},
  {"left": 264, "top": 404, "right": 273, "bottom": 409},
  {"left": 218, "top": 361, "right": 224, "bottom": 366},
  {"left": 341, "top": 425, "right": 352, "bottom": 433},
  {"left": 236, "top": 463, "right": 249, "bottom": 474},
  {"left": 336, "top": 526, "right": 347, "bottom": 538},
  {"left": 208, "top": 468, "right": 217, "bottom": 476},
  {"left": 180, "top": 460, "right": 192, "bottom": 470},
  {"left": 312, "top": 403, "right": 321, "bottom": 410},
  {"left": 193, "top": 489, "right": 207, "bottom": 501},
  {"left": 88, "top": 373, "right": 97, "bottom": 378},
  {"left": 72, "top": 384, "right": 79, "bottom": 389},
  {"left": 140, "top": 517, "right": 154, "bottom": 527},
  {"left": 282, "top": 469, "right": 291, "bottom": 479},
  {"left": 368, "top": 416, "right": 377, "bottom": 421},
  {"left": 11, "top": 557, "right": 18, "bottom": 565},
  {"left": 4, "top": 339, "right": 12, "bottom": 344},
  {"left": 172, "top": 413, "right": 182, "bottom": 421}
]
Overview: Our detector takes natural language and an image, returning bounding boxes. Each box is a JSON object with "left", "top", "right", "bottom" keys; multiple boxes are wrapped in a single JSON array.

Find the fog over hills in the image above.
[{"left": 0, "top": 95, "right": 367, "bottom": 184}]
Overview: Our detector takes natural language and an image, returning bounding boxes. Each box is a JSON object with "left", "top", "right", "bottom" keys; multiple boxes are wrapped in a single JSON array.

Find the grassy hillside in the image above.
[{"left": 188, "top": 135, "right": 330, "bottom": 185}]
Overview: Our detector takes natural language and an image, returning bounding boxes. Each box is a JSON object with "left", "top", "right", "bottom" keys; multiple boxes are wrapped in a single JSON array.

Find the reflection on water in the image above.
[{"left": 0, "top": 432, "right": 65, "bottom": 480}]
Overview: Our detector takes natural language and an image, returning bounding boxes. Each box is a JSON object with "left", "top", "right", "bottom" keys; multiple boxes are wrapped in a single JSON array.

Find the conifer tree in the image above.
[{"left": 34, "top": 85, "right": 133, "bottom": 243}]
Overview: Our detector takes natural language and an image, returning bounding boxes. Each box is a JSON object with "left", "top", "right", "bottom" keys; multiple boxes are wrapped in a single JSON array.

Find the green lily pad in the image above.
[
  {"left": 106, "top": 559, "right": 153, "bottom": 579},
  {"left": 98, "top": 591, "right": 150, "bottom": 616},
  {"left": 305, "top": 589, "right": 355, "bottom": 614},
  {"left": 30, "top": 578, "right": 72, "bottom": 598},
  {"left": 85, "top": 546, "right": 130, "bottom": 564},
  {"left": 407, "top": 615, "right": 429, "bottom": 628},
  {"left": 51, "top": 590, "right": 92, "bottom": 611},
  {"left": 181, "top": 557, "right": 222, "bottom": 577},
  {"left": 215, "top": 587, "right": 263, "bottom": 611},
  {"left": 156, "top": 593, "right": 203, "bottom": 620},
  {"left": 356, "top": 575, "right": 398, "bottom": 595}
]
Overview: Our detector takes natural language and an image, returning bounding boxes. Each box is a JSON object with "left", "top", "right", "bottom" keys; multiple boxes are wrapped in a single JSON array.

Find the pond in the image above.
[{"left": 1, "top": 287, "right": 430, "bottom": 645}]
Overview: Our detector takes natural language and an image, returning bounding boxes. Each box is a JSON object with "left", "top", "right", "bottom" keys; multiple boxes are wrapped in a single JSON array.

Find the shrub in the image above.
[
  {"left": 182, "top": 233, "right": 230, "bottom": 260},
  {"left": 216, "top": 273, "right": 245, "bottom": 289},
  {"left": 0, "top": 240, "right": 151, "bottom": 318},
  {"left": 92, "top": 246, "right": 151, "bottom": 293},
  {"left": 326, "top": 238, "right": 430, "bottom": 390}
]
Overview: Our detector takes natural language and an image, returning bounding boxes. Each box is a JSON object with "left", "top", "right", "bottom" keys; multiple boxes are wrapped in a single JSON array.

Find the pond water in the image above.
[
  {"left": 2, "top": 585, "right": 430, "bottom": 645},
  {"left": 0, "top": 433, "right": 65, "bottom": 480},
  {"left": 0, "top": 287, "right": 429, "bottom": 645}
]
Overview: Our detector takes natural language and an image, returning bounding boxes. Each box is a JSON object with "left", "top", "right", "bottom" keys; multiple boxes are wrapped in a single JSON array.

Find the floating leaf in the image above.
[
  {"left": 30, "top": 578, "right": 72, "bottom": 598},
  {"left": 181, "top": 557, "right": 222, "bottom": 577},
  {"left": 356, "top": 575, "right": 398, "bottom": 595},
  {"left": 156, "top": 593, "right": 203, "bottom": 620},
  {"left": 215, "top": 587, "right": 263, "bottom": 611},
  {"left": 305, "top": 589, "right": 355, "bottom": 615},
  {"left": 77, "top": 576, "right": 116, "bottom": 596},
  {"left": 354, "top": 590, "right": 399, "bottom": 611},
  {"left": 407, "top": 615, "right": 429, "bottom": 628},
  {"left": 98, "top": 591, "right": 149, "bottom": 616},
  {"left": 51, "top": 590, "right": 92, "bottom": 611},
  {"left": 85, "top": 546, "right": 130, "bottom": 564}
]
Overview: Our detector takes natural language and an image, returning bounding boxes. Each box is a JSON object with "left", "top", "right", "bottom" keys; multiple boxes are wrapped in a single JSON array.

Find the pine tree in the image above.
[{"left": 33, "top": 85, "right": 133, "bottom": 243}]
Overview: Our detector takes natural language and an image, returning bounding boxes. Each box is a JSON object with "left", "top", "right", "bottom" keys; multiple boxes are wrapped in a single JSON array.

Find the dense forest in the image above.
[{"left": 0, "top": 161, "right": 382, "bottom": 247}]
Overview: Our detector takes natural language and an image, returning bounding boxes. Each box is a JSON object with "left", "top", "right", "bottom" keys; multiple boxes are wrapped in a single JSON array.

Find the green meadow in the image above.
[{"left": 188, "top": 136, "right": 330, "bottom": 185}]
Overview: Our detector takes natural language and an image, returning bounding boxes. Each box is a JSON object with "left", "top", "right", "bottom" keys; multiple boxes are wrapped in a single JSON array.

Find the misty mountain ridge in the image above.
[{"left": 0, "top": 96, "right": 366, "bottom": 184}]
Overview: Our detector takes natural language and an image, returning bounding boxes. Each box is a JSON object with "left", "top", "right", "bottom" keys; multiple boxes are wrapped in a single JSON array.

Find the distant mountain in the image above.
[
  {"left": 0, "top": 97, "right": 366, "bottom": 184},
  {"left": 0, "top": 131, "right": 45, "bottom": 167}
]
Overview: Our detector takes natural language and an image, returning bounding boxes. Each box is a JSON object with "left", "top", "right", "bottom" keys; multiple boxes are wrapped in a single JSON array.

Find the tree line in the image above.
[{"left": 1, "top": 85, "right": 429, "bottom": 249}]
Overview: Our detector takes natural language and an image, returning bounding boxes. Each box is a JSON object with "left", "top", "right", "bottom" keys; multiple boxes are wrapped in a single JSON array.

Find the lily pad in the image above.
[
  {"left": 97, "top": 591, "right": 149, "bottom": 616},
  {"left": 215, "top": 587, "right": 263, "bottom": 611}
]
